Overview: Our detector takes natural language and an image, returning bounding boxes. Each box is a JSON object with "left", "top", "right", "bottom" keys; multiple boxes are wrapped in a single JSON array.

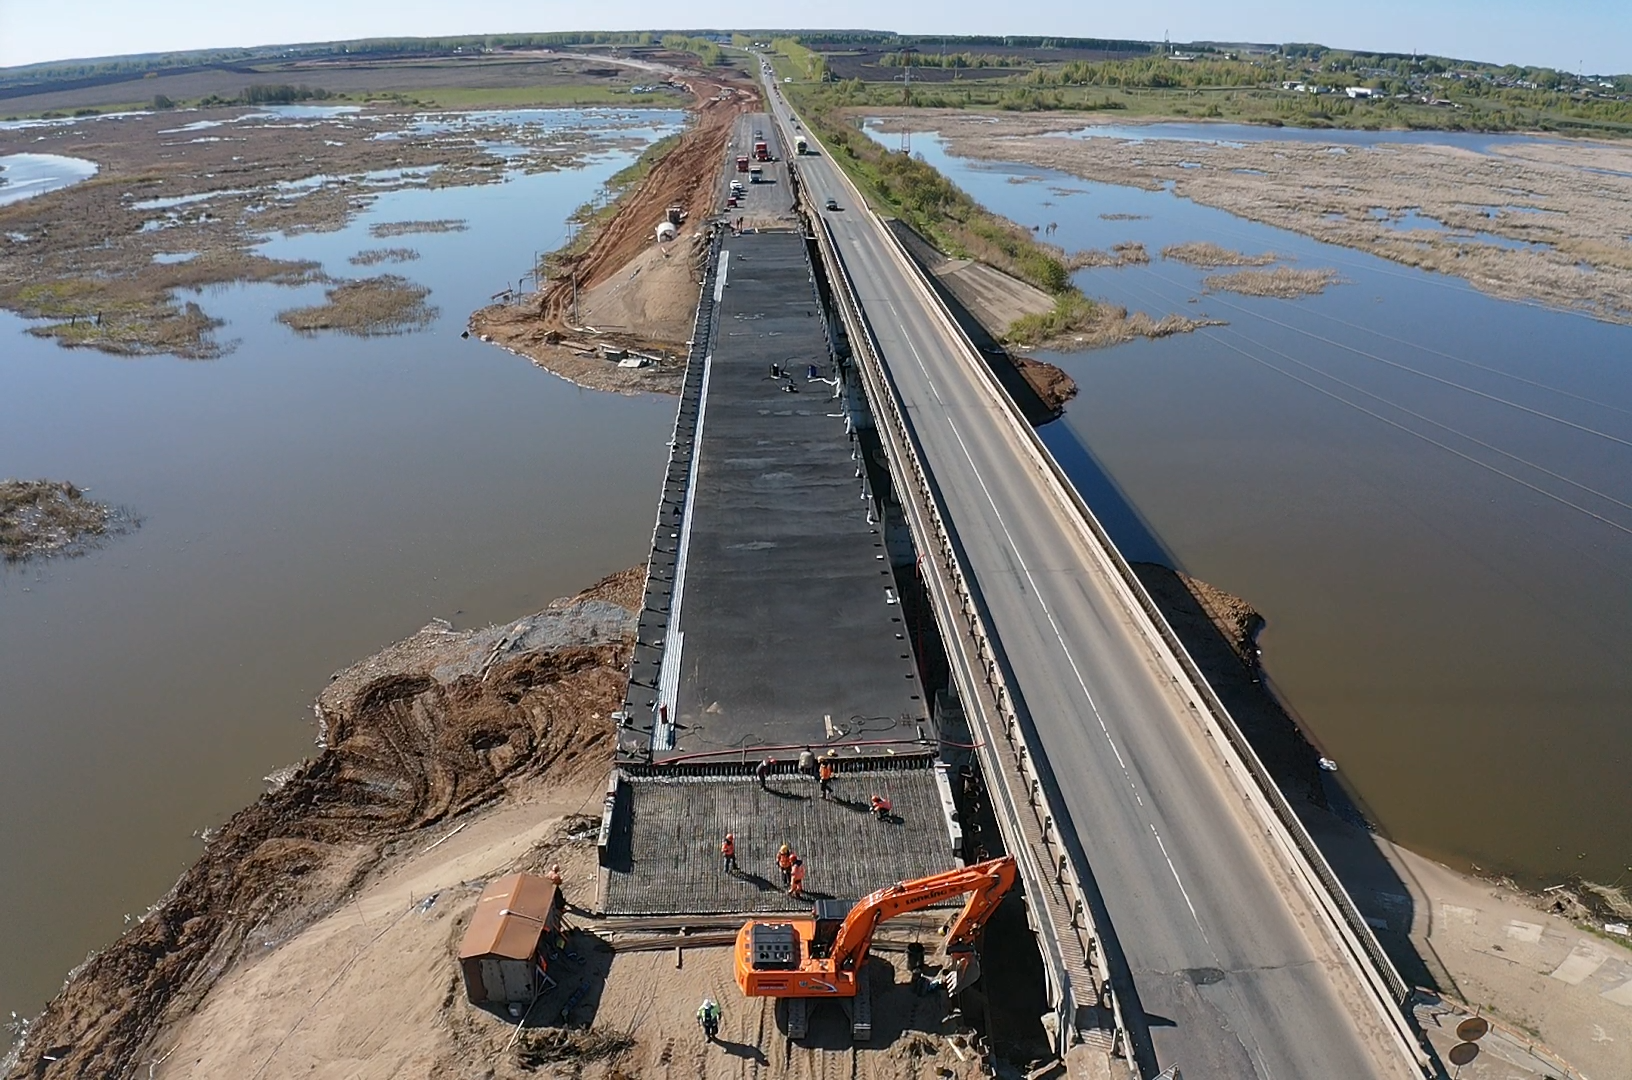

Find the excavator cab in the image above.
[{"left": 808, "top": 899, "right": 852, "bottom": 960}]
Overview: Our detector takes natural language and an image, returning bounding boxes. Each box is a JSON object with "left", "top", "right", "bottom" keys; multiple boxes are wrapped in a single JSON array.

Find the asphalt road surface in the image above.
[{"left": 758, "top": 73, "right": 1417, "bottom": 1080}]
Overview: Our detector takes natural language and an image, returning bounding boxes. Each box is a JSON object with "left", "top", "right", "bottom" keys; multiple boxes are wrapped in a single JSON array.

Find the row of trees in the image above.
[{"left": 659, "top": 35, "right": 722, "bottom": 67}]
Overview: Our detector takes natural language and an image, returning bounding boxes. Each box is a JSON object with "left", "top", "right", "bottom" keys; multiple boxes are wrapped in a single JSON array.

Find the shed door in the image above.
[
  {"left": 500, "top": 959, "right": 534, "bottom": 1002},
  {"left": 479, "top": 958, "right": 508, "bottom": 1004}
]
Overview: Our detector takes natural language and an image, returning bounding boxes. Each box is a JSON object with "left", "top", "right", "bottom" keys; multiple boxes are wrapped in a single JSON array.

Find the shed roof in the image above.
[{"left": 457, "top": 873, "right": 560, "bottom": 961}]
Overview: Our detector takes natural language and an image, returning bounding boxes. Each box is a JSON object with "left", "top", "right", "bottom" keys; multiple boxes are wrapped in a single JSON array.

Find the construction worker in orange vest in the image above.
[
  {"left": 789, "top": 858, "right": 807, "bottom": 899},
  {"left": 721, "top": 833, "right": 737, "bottom": 875},
  {"left": 776, "top": 843, "right": 797, "bottom": 888},
  {"left": 870, "top": 793, "right": 892, "bottom": 821},
  {"left": 818, "top": 760, "right": 835, "bottom": 800}
]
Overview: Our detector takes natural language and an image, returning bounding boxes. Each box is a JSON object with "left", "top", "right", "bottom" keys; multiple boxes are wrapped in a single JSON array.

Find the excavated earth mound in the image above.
[{"left": 5, "top": 569, "right": 641, "bottom": 1080}]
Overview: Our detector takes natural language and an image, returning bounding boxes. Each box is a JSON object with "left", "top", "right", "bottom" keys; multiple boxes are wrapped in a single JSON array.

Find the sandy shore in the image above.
[{"left": 864, "top": 110, "right": 1632, "bottom": 323}]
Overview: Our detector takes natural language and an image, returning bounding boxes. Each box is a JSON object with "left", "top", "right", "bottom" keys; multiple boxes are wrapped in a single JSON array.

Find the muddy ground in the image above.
[
  {"left": 0, "top": 102, "right": 641, "bottom": 357},
  {"left": 864, "top": 110, "right": 1632, "bottom": 323}
]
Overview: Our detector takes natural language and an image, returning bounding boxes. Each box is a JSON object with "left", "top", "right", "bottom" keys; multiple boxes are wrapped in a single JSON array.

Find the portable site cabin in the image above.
[{"left": 456, "top": 872, "right": 566, "bottom": 1006}]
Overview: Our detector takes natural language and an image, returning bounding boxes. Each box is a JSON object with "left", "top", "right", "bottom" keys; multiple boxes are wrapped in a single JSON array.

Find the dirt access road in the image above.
[{"left": 470, "top": 63, "right": 759, "bottom": 393}]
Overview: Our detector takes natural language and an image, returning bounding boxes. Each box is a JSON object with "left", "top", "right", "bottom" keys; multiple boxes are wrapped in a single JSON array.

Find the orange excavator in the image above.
[{"left": 734, "top": 855, "right": 1017, "bottom": 1040}]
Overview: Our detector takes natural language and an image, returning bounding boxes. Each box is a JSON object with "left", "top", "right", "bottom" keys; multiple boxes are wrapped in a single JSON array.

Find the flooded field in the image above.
[
  {"left": 870, "top": 122, "right": 1632, "bottom": 892},
  {"left": 0, "top": 108, "right": 682, "bottom": 1019}
]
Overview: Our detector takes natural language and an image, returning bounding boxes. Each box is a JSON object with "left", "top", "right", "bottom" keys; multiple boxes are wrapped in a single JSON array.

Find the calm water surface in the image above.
[
  {"left": 868, "top": 122, "right": 1632, "bottom": 890},
  {"left": 0, "top": 111, "right": 682, "bottom": 1018}
]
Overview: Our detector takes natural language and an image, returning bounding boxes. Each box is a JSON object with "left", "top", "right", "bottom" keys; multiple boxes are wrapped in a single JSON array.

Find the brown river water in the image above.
[{"left": 0, "top": 109, "right": 682, "bottom": 1020}]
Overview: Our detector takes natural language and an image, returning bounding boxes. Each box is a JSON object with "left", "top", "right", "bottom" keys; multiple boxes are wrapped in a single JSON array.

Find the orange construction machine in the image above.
[{"left": 734, "top": 855, "right": 1017, "bottom": 1040}]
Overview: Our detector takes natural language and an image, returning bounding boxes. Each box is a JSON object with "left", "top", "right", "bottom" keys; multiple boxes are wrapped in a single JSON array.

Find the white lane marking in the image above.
[
  {"left": 878, "top": 299, "right": 1208, "bottom": 939},
  {"left": 654, "top": 351, "right": 713, "bottom": 748},
  {"left": 714, "top": 249, "right": 730, "bottom": 302},
  {"left": 1152, "top": 823, "right": 1204, "bottom": 929}
]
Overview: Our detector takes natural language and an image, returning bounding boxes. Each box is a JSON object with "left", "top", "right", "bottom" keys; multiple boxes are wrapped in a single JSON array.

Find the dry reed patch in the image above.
[
  {"left": 0, "top": 479, "right": 134, "bottom": 562},
  {"left": 1162, "top": 241, "right": 1279, "bottom": 268},
  {"left": 1064, "top": 241, "right": 1150, "bottom": 269},
  {"left": 349, "top": 247, "right": 421, "bottom": 266},
  {"left": 1204, "top": 267, "right": 1340, "bottom": 297},
  {"left": 277, "top": 275, "right": 437, "bottom": 336},
  {"left": 369, "top": 219, "right": 468, "bottom": 238}
]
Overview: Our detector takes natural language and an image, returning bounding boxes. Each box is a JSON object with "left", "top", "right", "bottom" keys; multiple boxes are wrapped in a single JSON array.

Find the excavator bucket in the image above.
[{"left": 942, "top": 952, "right": 982, "bottom": 995}]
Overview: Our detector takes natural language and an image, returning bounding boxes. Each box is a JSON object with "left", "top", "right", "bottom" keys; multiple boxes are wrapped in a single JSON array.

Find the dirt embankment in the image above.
[
  {"left": 0, "top": 479, "right": 136, "bottom": 563},
  {"left": 3, "top": 568, "right": 643, "bottom": 1080},
  {"left": 470, "top": 72, "right": 760, "bottom": 394}
]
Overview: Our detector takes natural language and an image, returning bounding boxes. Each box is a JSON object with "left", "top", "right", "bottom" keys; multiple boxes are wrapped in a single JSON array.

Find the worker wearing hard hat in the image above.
[
  {"left": 777, "top": 843, "right": 797, "bottom": 888},
  {"left": 721, "top": 833, "right": 737, "bottom": 875},
  {"left": 697, "top": 997, "right": 721, "bottom": 1042},
  {"left": 870, "top": 794, "right": 893, "bottom": 821},
  {"left": 789, "top": 858, "right": 807, "bottom": 899}
]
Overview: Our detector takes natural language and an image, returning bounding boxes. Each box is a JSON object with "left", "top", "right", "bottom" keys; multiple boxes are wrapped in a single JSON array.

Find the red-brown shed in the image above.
[{"left": 457, "top": 872, "right": 565, "bottom": 1006}]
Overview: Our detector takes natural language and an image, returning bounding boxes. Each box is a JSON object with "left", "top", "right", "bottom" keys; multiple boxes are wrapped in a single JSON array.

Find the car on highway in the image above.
[{"left": 825, "top": 197, "right": 840, "bottom": 211}]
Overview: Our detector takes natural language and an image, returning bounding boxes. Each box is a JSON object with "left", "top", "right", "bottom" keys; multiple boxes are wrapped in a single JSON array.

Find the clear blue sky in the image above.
[{"left": 1, "top": 0, "right": 1626, "bottom": 74}]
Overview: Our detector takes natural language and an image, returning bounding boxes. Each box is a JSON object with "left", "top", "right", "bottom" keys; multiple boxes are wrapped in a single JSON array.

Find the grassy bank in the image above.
[
  {"left": 786, "top": 77, "right": 1226, "bottom": 350},
  {"left": 791, "top": 85, "right": 1069, "bottom": 293},
  {"left": 788, "top": 81, "right": 1106, "bottom": 343}
]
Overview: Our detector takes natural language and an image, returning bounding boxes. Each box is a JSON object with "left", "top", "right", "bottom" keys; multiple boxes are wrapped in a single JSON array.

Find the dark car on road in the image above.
[{"left": 825, "top": 197, "right": 840, "bottom": 211}]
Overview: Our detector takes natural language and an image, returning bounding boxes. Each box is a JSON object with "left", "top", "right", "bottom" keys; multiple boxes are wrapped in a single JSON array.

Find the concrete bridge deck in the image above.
[{"left": 622, "top": 121, "right": 927, "bottom": 763}]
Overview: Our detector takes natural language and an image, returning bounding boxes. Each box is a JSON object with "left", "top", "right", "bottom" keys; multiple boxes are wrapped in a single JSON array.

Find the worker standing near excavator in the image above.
[
  {"left": 789, "top": 858, "right": 807, "bottom": 899},
  {"left": 777, "top": 844, "right": 797, "bottom": 888},
  {"left": 696, "top": 997, "right": 721, "bottom": 1042},
  {"left": 721, "top": 832, "right": 737, "bottom": 875}
]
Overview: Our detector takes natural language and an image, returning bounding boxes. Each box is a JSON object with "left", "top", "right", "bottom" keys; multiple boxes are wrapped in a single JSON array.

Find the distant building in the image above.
[{"left": 1345, "top": 87, "right": 1380, "bottom": 99}]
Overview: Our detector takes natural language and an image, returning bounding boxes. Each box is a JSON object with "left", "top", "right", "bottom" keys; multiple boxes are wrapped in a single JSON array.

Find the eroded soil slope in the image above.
[{"left": 4, "top": 569, "right": 641, "bottom": 1080}]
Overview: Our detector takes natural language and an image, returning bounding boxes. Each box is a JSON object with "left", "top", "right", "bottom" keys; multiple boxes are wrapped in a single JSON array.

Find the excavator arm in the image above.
[
  {"left": 735, "top": 855, "right": 1018, "bottom": 1001},
  {"left": 828, "top": 855, "right": 1017, "bottom": 979}
]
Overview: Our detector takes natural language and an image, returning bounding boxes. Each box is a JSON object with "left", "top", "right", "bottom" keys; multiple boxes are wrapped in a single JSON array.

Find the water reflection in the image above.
[{"left": 0, "top": 152, "right": 98, "bottom": 206}]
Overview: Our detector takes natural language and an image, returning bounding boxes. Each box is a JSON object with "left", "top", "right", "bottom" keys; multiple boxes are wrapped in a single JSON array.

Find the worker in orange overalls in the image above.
[
  {"left": 870, "top": 793, "right": 892, "bottom": 821},
  {"left": 721, "top": 833, "right": 737, "bottom": 875},
  {"left": 789, "top": 858, "right": 807, "bottom": 899},
  {"left": 776, "top": 843, "right": 797, "bottom": 888},
  {"left": 818, "top": 761, "right": 835, "bottom": 800}
]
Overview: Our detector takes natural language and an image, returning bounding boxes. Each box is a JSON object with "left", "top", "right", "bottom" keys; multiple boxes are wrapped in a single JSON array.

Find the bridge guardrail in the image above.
[
  {"left": 860, "top": 202, "right": 1429, "bottom": 1074},
  {"left": 806, "top": 194, "right": 1132, "bottom": 1070},
  {"left": 762, "top": 70, "right": 1425, "bottom": 1071}
]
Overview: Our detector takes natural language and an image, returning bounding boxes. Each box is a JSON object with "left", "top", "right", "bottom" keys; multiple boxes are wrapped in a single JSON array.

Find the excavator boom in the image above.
[{"left": 735, "top": 855, "right": 1017, "bottom": 999}]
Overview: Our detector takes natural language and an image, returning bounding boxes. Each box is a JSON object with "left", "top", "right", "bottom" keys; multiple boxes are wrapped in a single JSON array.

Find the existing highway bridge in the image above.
[{"left": 756, "top": 65, "right": 1428, "bottom": 1080}]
